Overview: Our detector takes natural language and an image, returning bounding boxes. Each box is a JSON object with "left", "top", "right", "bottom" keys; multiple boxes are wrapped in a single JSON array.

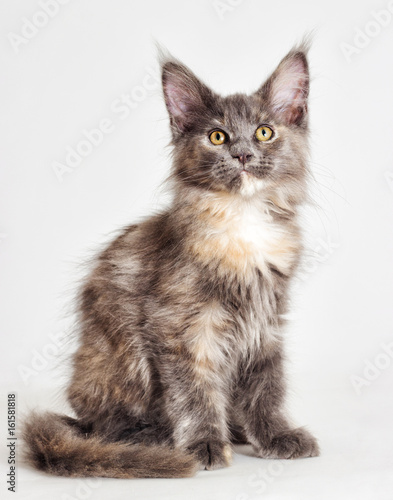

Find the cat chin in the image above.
[{"left": 238, "top": 173, "right": 266, "bottom": 198}]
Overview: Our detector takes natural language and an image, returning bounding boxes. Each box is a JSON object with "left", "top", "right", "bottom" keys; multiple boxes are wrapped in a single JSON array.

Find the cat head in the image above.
[{"left": 161, "top": 45, "right": 310, "bottom": 203}]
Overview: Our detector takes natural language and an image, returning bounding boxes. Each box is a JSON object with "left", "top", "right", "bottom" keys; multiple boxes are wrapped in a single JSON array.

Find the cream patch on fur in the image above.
[
  {"left": 185, "top": 301, "right": 231, "bottom": 373},
  {"left": 190, "top": 193, "right": 299, "bottom": 278},
  {"left": 173, "top": 302, "right": 231, "bottom": 444},
  {"left": 127, "top": 355, "right": 151, "bottom": 388},
  {"left": 173, "top": 416, "right": 194, "bottom": 447},
  {"left": 222, "top": 443, "right": 233, "bottom": 465}
]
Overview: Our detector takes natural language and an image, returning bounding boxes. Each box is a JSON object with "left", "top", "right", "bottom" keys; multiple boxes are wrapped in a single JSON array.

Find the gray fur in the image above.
[{"left": 23, "top": 44, "right": 319, "bottom": 478}]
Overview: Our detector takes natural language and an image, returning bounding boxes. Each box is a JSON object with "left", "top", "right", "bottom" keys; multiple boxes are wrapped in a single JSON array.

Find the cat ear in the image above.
[
  {"left": 258, "top": 49, "right": 310, "bottom": 127},
  {"left": 161, "top": 58, "right": 213, "bottom": 135}
]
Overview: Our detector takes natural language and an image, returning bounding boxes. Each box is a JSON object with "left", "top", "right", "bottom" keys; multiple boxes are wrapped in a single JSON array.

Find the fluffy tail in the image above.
[{"left": 23, "top": 412, "right": 199, "bottom": 478}]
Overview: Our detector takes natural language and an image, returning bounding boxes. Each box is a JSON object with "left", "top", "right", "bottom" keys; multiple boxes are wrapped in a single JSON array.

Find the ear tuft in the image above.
[
  {"left": 259, "top": 48, "right": 310, "bottom": 127},
  {"left": 160, "top": 53, "right": 213, "bottom": 135}
]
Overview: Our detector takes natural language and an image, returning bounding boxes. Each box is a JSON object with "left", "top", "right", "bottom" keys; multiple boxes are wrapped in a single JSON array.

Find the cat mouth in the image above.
[
  {"left": 240, "top": 165, "right": 272, "bottom": 179},
  {"left": 240, "top": 168, "right": 256, "bottom": 178},
  {"left": 241, "top": 168, "right": 252, "bottom": 175}
]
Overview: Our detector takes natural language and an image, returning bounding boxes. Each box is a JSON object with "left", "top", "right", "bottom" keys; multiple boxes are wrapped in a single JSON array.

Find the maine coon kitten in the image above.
[{"left": 23, "top": 44, "right": 319, "bottom": 478}]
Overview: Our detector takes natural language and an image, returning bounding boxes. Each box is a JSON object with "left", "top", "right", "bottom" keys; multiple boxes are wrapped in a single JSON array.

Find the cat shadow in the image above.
[{"left": 233, "top": 444, "right": 256, "bottom": 458}]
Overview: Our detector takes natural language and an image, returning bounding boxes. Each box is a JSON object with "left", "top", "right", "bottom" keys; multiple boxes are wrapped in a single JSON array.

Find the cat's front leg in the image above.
[
  {"left": 186, "top": 440, "right": 232, "bottom": 471},
  {"left": 235, "top": 351, "right": 319, "bottom": 459},
  {"left": 160, "top": 353, "right": 232, "bottom": 470}
]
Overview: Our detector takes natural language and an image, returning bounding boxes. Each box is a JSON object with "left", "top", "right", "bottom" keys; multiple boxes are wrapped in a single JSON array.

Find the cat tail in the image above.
[{"left": 22, "top": 412, "right": 199, "bottom": 478}]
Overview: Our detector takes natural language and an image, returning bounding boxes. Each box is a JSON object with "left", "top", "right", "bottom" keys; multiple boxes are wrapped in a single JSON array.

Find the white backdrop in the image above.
[{"left": 1, "top": 0, "right": 393, "bottom": 499}]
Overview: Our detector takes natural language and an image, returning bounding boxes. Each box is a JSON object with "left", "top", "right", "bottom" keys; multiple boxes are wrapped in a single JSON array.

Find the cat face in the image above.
[{"left": 162, "top": 48, "right": 310, "bottom": 199}]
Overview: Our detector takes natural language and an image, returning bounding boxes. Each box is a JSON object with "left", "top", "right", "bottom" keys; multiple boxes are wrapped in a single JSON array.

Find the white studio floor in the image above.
[{"left": 1, "top": 373, "right": 392, "bottom": 500}]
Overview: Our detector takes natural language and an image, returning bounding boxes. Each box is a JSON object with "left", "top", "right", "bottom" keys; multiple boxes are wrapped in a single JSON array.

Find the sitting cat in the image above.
[{"left": 24, "top": 43, "right": 319, "bottom": 478}]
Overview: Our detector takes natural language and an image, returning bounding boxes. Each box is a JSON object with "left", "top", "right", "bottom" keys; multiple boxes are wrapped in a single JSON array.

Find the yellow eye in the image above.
[
  {"left": 209, "top": 130, "right": 226, "bottom": 145},
  {"left": 256, "top": 126, "right": 273, "bottom": 142}
]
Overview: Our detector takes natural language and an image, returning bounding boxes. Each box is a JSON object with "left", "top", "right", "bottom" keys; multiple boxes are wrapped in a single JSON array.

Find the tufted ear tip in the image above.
[
  {"left": 257, "top": 45, "right": 310, "bottom": 127},
  {"left": 161, "top": 55, "right": 214, "bottom": 135}
]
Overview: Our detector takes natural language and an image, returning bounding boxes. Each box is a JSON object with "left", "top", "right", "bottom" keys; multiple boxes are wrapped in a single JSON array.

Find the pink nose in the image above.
[{"left": 233, "top": 153, "right": 253, "bottom": 165}]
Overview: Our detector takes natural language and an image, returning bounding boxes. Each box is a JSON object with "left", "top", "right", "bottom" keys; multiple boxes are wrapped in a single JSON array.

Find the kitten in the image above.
[{"left": 23, "top": 44, "right": 319, "bottom": 478}]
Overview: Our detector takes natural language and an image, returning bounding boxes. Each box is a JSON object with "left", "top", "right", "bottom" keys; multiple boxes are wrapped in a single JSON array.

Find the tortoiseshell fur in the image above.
[{"left": 23, "top": 44, "right": 319, "bottom": 478}]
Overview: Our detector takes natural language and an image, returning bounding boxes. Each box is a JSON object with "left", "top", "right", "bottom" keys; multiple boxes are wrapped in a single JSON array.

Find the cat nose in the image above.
[{"left": 233, "top": 153, "right": 253, "bottom": 165}]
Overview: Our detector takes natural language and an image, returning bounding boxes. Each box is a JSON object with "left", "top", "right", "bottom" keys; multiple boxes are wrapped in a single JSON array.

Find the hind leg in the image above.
[
  {"left": 117, "top": 420, "right": 173, "bottom": 446},
  {"left": 67, "top": 326, "right": 156, "bottom": 443}
]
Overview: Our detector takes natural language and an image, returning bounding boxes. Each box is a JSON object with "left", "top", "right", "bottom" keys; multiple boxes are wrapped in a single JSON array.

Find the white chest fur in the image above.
[{"left": 189, "top": 193, "right": 300, "bottom": 278}]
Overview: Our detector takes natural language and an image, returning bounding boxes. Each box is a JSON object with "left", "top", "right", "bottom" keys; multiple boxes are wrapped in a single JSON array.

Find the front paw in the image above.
[
  {"left": 257, "top": 427, "right": 319, "bottom": 459},
  {"left": 187, "top": 440, "right": 232, "bottom": 470}
]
